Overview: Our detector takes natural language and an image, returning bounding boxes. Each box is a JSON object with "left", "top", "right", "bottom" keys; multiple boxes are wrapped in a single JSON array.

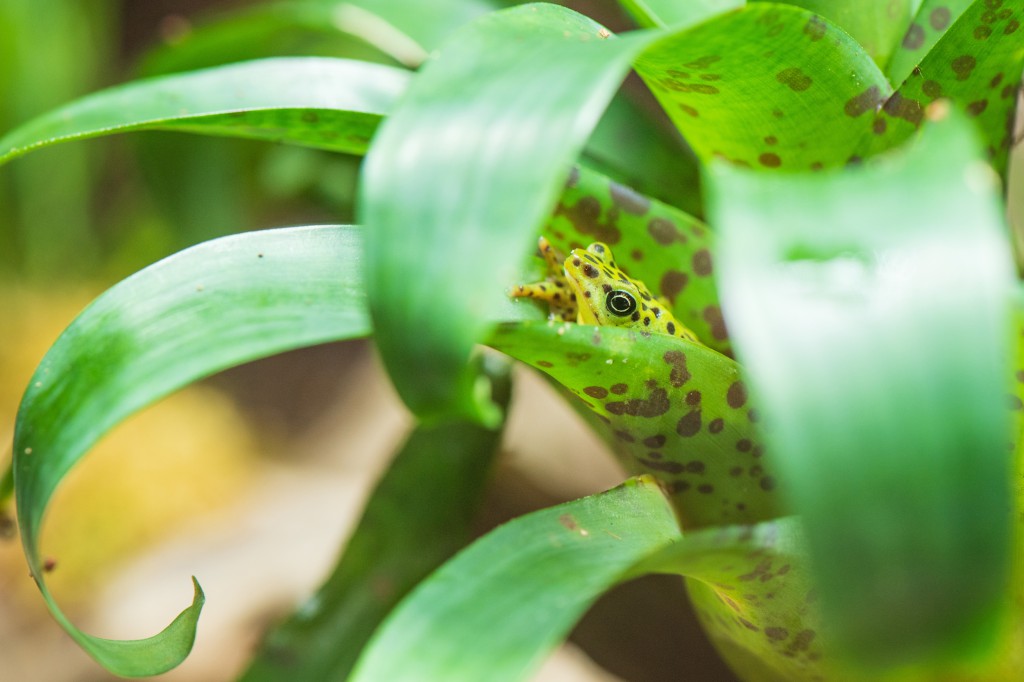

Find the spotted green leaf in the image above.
[
  {"left": 488, "top": 322, "right": 783, "bottom": 528},
  {"left": 711, "top": 112, "right": 1013, "bottom": 665},
  {"left": 762, "top": 0, "right": 917, "bottom": 68},
  {"left": 537, "top": 165, "right": 729, "bottom": 354},
  {"left": 635, "top": 4, "right": 892, "bottom": 171},
  {"left": 857, "top": 0, "right": 1024, "bottom": 175},
  {"left": 0, "top": 57, "right": 409, "bottom": 166},
  {"left": 240, "top": 359, "right": 510, "bottom": 682},
  {"left": 886, "top": 0, "right": 975, "bottom": 84},
  {"left": 9, "top": 225, "right": 369, "bottom": 675}
]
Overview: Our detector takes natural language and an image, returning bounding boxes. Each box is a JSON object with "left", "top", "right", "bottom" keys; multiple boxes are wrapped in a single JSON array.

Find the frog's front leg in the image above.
[{"left": 510, "top": 237, "right": 578, "bottom": 322}]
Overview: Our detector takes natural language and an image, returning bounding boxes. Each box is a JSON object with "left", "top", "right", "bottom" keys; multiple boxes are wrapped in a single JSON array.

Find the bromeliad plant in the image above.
[{"left": 1, "top": 0, "right": 1023, "bottom": 680}]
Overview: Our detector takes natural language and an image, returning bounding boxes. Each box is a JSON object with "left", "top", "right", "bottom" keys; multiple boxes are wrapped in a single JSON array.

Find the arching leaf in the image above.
[{"left": 11, "top": 225, "right": 369, "bottom": 675}]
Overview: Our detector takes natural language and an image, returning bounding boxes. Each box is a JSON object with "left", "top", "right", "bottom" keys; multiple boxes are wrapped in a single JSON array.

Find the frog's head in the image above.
[{"left": 564, "top": 242, "right": 652, "bottom": 328}]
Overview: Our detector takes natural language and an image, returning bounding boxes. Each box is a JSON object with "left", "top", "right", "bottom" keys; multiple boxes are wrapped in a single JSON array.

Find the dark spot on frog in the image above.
[
  {"left": 582, "top": 263, "right": 599, "bottom": 278},
  {"left": 606, "top": 388, "right": 670, "bottom": 417}
]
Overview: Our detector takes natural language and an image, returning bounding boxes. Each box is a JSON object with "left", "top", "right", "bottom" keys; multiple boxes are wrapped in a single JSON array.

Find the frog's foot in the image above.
[
  {"left": 510, "top": 236, "right": 579, "bottom": 322},
  {"left": 509, "top": 279, "right": 577, "bottom": 322}
]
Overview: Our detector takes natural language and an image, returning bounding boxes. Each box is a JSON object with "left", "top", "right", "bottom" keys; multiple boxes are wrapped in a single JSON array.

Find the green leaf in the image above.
[
  {"left": 349, "top": 476, "right": 683, "bottom": 682},
  {"left": 763, "top": 0, "right": 917, "bottom": 68},
  {"left": 618, "top": 0, "right": 745, "bottom": 29},
  {"left": 857, "top": 0, "right": 1024, "bottom": 175},
  {"left": 488, "top": 321, "right": 784, "bottom": 528},
  {"left": 709, "top": 112, "right": 1013, "bottom": 664},
  {"left": 360, "top": 4, "right": 654, "bottom": 423},
  {"left": 139, "top": 0, "right": 497, "bottom": 76},
  {"left": 0, "top": 57, "right": 408, "bottom": 166},
  {"left": 241, "top": 357, "right": 511, "bottom": 682},
  {"left": 635, "top": 4, "right": 892, "bottom": 171},
  {"left": 12, "top": 225, "right": 369, "bottom": 675},
  {"left": 540, "top": 164, "right": 729, "bottom": 354},
  {"left": 886, "top": 0, "right": 975, "bottom": 84}
]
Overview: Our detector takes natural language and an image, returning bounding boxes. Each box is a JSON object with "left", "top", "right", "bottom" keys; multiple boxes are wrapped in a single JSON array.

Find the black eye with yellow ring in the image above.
[{"left": 605, "top": 290, "right": 637, "bottom": 317}]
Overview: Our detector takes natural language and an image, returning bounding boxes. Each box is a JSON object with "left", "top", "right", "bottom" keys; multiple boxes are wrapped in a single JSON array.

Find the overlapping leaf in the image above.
[
  {"left": 635, "top": 4, "right": 892, "bottom": 171},
  {"left": 10, "top": 225, "right": 369, "bottom": 674},
  {"left": 488, "top": 322, "right": 783, "bottom": 528},
  {"left": 886, "top": 0, "right": 975, "bottom": 83},
  {"left": 0, "top": 57, "right": 409, "bottom": 165},
  {"left": 858, "top": 0, "right": 1024, "bottom": 174},
  {"left": 711, "top": 112, "right": 1014, "bottom": 664}
]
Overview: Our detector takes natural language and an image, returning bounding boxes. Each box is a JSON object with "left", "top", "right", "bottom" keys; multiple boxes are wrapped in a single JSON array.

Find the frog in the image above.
[{"left": 511, "top": 236, "right": 699, "bottom": 342}]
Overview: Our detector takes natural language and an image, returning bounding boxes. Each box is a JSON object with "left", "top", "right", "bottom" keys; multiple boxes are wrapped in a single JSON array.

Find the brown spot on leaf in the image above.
[
  {"left": 902, "top": 23, "right": 925, "bottom": 49},
  {"left": 614, "top": 430, "right": 635, "bottom": 442},
  {"left": 606, "top": 388, "right": 670, "bottom": 417},
  {"left": 727, "top": 381, "right": 748, "bottom": 408},
  {"left": 584, "top": 386, "right": 608, "bottom": 399},
  {"left": 922, "top": 80, "right": 943, "bottom": 99},
  {"left": 709, "top": 418, "right": 724, "bottom": 434},
  {"left": 930, "top": 7, "right": 951, "bottom": 30},
  {"left": 677, "top": 409, "right": 702, "bottom": 437},
  {"left": 643, "top": 434, "right": 666, "bottom": 448},
  {"left": 765, "top": 626, "right": 789, "bottom": 641},
  {"left": 639, "top": 458, "right": 684, "bottom": 474},
  {"left": 844, "top": 86, "right": 885, "bottom": 117},
  {"left": 776, "top": 67, "right": 812, "bottom": 91},
  {"left": 610, "top": 383, "right": 628, "bottom": 394},
  {"left": 803, "top": 15, "right": 826, "bottom": 40},
  {"left": 759, "top": 152, "right": 782, "bottom": 168},
  {"left": 952, "top": 55, "right": 977, "bottom": 81},
  {"left": 883, "top": 93, "right": 924, "bottom": 126},
  {"left": 661, "top": 270, "right": 689, "bottom": 305},
  {"left": 663, "top": 350, "right": 692, "bottom": 387},
  {"left": 647, "top": 217, "right": 685, "bottom": 245},
  {"left": 967, "top": 99, "right": 988, "bottom": 116},
  {"left": 692, "top": 249, "right": 713, "bottom": 276}
]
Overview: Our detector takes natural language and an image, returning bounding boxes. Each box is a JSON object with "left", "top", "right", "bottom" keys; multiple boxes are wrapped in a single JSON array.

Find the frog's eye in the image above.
[{"left": 605, "top": 290, "right": 637, "bottom": 317}]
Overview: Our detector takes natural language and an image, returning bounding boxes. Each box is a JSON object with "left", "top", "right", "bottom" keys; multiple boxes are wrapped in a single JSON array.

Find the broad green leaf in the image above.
[
  {"left": 618, "top": 0, "right": 745, "bottom": 29},
  {"left": 11, "top": 225, "right": 369, "bottom": 675},
  {"left": 540, "top": 164, "right": 729, "bottom": 354},
  {"left": 349, "top": 476, "right": 684, "bottom": 682},
  {"left": 0, "top": 57, "right": 408, "bottom": 166},
  {"left": 488, "top": 322, "right": 784, "bottom": 528},
  {"left": 710, "top": 112, "right": 1013, "bottom": 664},
  {"left": 886, "top": 0, "right": 975, "bottom": 84},
  {"left": 360, "top": 4, "right": 653, "bottom": 424},
  {"left": 636, "top": 4, "right": 892, "bottom": 171},
  {"left": 763, "top": 0, "right": 917, "bottom": 68},
  {"left": 857, "top": 0, "right": 1024, "bottom": 175},
  {"left": 241, "top": 357, "right": 510, "bottom": 682}
]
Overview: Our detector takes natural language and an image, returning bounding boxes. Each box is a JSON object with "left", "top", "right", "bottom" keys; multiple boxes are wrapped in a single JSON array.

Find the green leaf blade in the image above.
[
  {"left": 710, "top": 112, "right": 1014, "bottom": 665},
  {"left": 349, "top": 477, "right": 682, "bottom": 682},
  {"left": 360, "top": 4, "right": 653, "bottom": 423},
  {"left": 635, "top": 4, "right": 892, "bottom": 171},
  {"left": 0, "top": 57, "right": 409, "bottom": 165},
  {"left": 13, "top": 225, "right": 369, "bottom": 675}
]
